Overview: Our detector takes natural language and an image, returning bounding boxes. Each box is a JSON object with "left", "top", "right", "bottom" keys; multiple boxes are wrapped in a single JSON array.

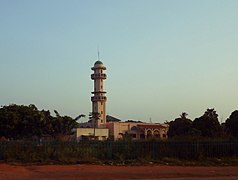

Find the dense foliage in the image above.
[
  {"left": 192, "top": 109, "right": 222, "bottom": 138},
  {"left": 0, "top": 104, "right": 79, "bottom": 140},
  {"left": 168, "top": 112, "right": 193, "bottom": 138},
  {"left": 225, "top": 110, "right": 238, "bottom": 138},
  {"left": 168, "top": 109, "right": 238, "bottom": 139}
]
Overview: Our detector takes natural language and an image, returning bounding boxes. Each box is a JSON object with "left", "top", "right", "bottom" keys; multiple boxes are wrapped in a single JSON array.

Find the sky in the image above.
[{"left": 0, "top": 0, "right": 238, "bottom": 123}]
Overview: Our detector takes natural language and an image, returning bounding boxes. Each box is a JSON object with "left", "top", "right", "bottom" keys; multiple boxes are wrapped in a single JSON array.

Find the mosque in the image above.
[{"left": 76, "top": 60, "right": 169, "bottom": 141}]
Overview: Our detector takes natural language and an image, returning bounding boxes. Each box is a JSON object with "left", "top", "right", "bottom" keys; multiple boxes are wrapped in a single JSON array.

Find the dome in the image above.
[
  {"left": 94, "top": 60, "right": 103, "bottom": 65},
  {"left": 92, "top": 60, "right": 106, "bottom": 70}
]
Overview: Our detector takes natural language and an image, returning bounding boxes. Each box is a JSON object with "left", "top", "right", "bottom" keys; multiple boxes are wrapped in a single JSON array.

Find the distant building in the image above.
[
  {"left": 106, "top": 118, "right": 168, "bottom": 140},
  {"left": 77, "top": 60, "right": 168, "bottom": 141}
]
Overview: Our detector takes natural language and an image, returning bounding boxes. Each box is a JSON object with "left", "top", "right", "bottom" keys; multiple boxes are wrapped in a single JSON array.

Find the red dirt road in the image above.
[{"left": 0, "top": 164, "right": 238, "bottom": 180}]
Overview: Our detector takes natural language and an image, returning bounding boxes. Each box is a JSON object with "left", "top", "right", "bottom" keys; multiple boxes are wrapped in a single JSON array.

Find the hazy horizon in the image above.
[{"left": 1, "top": 0, "right": 238, "bottom": 123}]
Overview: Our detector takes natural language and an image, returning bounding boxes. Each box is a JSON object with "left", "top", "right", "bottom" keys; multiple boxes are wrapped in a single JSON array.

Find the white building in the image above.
[{"left": 106, "top": 120, "right": 168, "bottom": 140}]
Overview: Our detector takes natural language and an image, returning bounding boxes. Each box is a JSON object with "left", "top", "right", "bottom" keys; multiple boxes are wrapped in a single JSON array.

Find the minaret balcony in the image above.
[
  {"left": 91, "top": 91, "right": 106, "bottom": 94},
  {"left": 91, "top": 96, "right": 107, "bottom": 102},
  {"left": 91, "top": 73, "right": 107, "bottom": 80},
  {"left": 91, "top": 66, "right": 106, "bottom": 70}
]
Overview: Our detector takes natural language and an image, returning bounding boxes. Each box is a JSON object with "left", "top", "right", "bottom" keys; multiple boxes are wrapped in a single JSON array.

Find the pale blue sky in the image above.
[{"left": 0, "top": 0, "right": 238, "bottom": 123}]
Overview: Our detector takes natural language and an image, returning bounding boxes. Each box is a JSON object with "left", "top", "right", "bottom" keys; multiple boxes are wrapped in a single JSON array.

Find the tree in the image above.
[
  {"left": 225, "top": 110, "right": 238, "bottom": 138},
  {"left": 192, "top": 108, "right": 221, "bottom": 138},
  {"left": 52, "top": 110, "right": 79, "bottom": 138},
  {"left": 0, "top": 104, "right": 46, "bottom": 139},
  {"left": 0, "top": 105, "right": 19, "bottom": 138},
  {"left": 0, "top": 104, "right": 79, "bottom": 140},
  {"left": 89, "top": 112, "right": 101, "bottom": 139},
  {"left": 41, "top": 110, "right": 55, "bottom": 136},
  {"left": 168, "top": 112, "right": 193, "bottom": 138}
]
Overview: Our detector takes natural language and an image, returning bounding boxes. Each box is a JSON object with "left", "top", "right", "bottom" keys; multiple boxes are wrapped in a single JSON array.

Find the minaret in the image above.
[{"left": 91, "top": 60, "right": 107, "bottom": 128}]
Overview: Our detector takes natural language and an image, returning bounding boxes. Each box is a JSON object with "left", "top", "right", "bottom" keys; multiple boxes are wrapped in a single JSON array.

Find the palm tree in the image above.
[
  {"left": 180, "top": 112, "right": 188, "bottom": 119},
  {"left": 74, "top": 114, "right": 86, "bottom": 122},
  {"left": 204, "top": 108, "right": 218, "bottom": 118},
  {"left": 89, "top": 112, "right": 101, "bottom": 140}
]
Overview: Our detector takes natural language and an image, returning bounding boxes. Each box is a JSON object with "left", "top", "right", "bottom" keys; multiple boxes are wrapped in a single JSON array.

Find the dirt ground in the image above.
[{"left": 0, "top": 164, "right": 238, "bottom": 180}]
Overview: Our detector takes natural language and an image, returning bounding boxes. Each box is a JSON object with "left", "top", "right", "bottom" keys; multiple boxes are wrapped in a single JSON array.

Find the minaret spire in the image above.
[{"left": 97, "top": 46, "right": 100, "bottom": 60}]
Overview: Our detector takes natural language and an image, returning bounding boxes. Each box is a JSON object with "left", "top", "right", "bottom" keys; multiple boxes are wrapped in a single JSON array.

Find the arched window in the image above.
[
  {"left": 153, "top": 130, "right": 160, "bottom": 138},
  {"left": 146, "top": 129, "right": 153, "bottom": 139},
  {"left": 131, "top": 126, "right": 137, "bottom": 131}
]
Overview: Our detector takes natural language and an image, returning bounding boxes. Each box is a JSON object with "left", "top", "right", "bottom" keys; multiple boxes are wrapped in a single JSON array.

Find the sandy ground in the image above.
[{"left": 0, "top": 164, "right": 238, "bottom": 180}]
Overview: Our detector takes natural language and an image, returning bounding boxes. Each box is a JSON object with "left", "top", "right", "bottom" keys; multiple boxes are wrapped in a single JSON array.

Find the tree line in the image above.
[
  {"left": 1, "top": 104, "right": 238, "bottom": 140},
  {"left": 168, "top": 108, "right": 238, "bottom": 139},
  {"left": 0, "top": 104, "right": 84, "bottom": 140}
]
